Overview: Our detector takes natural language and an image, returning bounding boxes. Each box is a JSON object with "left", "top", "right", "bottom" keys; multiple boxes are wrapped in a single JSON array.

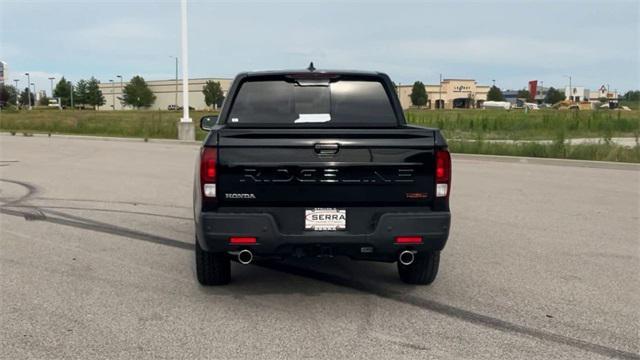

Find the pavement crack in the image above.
[{"left": 10, "top": 204, "right": 191, "bottom": 221}]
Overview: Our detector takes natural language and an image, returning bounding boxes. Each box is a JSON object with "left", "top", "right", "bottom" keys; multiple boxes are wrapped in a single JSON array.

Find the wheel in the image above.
[
  {"left": 397, "top": 251, "right": 440, "bottom": 285},
  {"left": 195, "top": 238, "right": 231, "bottom": 285}
]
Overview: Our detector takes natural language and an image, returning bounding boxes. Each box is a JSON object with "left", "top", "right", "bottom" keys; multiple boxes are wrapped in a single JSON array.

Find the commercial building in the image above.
[
  {"left": 396, "top": 79, "right": 490, "bottom": 110},
  {"left": 588, "top": 85, "right": 618, "bottom": 101},
  {"left": 98, "top": 77, "right": 232, "bottom": 111},
  {"left": 533, "top": 86, "right": 549, "bottom": 103},
  {"left": 564, "top": 86, "right": 590, "bottom": 102},
  {"left": 0, "top": 61, "right": 7, "bottom": 85}
]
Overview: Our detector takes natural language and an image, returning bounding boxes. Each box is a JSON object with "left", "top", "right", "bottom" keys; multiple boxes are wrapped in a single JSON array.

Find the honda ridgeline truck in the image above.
[{"left": 194, "top": 67, "right": 451, "bottom": 285}]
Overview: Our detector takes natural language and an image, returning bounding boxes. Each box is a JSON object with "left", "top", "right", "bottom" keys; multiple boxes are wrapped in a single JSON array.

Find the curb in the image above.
[
  {"left": 2, "top": 131, "right": 637, "bottom": 170},
  {"left": 0, "top": 132, "right": 200, "bottom": 145},
  {"left": 453, "top": 153, "right": 640, "bottom": 171}
]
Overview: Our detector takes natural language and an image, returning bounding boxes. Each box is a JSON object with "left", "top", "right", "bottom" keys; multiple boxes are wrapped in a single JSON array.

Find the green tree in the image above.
[
  {"left": 122, "top": 75, "right": 156, "bottom": 109},
  {"left": 20, "top": 87, "right": 35, "bottom": 107},
  {"left": 0, "top": 84, "right": 18, "bottom": 107},
  {"left": 487, "top": 85, "right": 505, "bottom": 101},
  {"left": 410, "top": 81, "right": 427, "bottom": 106},
  {"left": 85, "top": 77, "right": 105, "bottom": 109},
  {"left": 53, "top": 77, "right": 72, "bottom": 107},
  {"left": 73, "top": 79, "right": 89, "bottom": 107},
  {"left": 544, "top": 87, "right": 565, "bottom": 104},
  {"left": 202, "top": 80, "right": 224, "bottom": 108},
  {"left": 622, "top": 90, "right": 640, "bottom": 102},
  {"left": 517, "top": 89, "right": 531, "bottom": 101}
]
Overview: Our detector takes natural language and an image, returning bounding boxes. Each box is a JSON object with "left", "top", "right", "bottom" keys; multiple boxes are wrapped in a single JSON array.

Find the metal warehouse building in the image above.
[
  {"left": 99, "top": 77, "right": 489, "bottom": 111},
  {"left": 98, "top": 77, "right": 232, "bottom": 111}
]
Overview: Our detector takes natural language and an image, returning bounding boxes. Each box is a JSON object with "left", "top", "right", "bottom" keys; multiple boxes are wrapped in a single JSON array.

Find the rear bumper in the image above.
[{"left": 196, "top": 210, "right": 451, "bottom": 262}]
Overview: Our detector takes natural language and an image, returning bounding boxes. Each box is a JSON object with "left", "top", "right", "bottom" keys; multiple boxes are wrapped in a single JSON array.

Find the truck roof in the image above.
[{"left": 238, "top": 69, "right": 388, "bottom": 79}]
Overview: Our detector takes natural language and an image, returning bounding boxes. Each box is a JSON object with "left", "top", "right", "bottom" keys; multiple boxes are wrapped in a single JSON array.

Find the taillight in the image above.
[
  {"left": 229, "top": 237, "right": 257, "bottom": 245},
  {"left": 200, "top": 147, "right": 217, "bottom": 198},
  {"left": 435, "top": 150, "right": 451, "bottom": 198},
  {"left": 395, "top": 236, "right": 423, "bottom": 244}
]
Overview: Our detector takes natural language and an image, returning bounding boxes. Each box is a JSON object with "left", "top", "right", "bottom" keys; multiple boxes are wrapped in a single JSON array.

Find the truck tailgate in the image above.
[{"left": 216, "top": 127, "right": 437, "bottom": 206}]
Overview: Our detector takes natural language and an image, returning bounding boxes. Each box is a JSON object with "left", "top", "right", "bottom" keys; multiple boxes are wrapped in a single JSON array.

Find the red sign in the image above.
[{"left": 528, "top": 80, "right": 538, "bottom": 102}]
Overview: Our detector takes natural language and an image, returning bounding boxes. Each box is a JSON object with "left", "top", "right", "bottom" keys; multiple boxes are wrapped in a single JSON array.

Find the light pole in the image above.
[
  {"left": 439, "top": 73, "right": 442, "bottom": 109},
  {"left": 116, "top": 75, "right": 123, "bottom": 110},
  {"left": 13, "top": 79, "right": 19, "bottom": 106},
  {"left": 564, "top": 75, "right": 572, "bottom": 102},
  {"left": 170, "top": 56, "right": 178, "bottom": 108},
  {"left": 180, "top": 0, "right": 191, "bottom": 123},
  {"left": 69, "top": 81, "right": 74, "bottom": 109},
  {"left": 109, "top": 79, "right": 115, "bottom": 110},
  {"left": 24, "top": 73, "right": 32, "bottom": 110},
  {"left": 48, "top": 77, "right": 55, "bottom": 97}
]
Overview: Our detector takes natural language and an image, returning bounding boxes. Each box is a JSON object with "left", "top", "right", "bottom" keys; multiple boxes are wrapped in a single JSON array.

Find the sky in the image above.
[{"left": 1, "top": 0, "right": 638, "bottom": 96}]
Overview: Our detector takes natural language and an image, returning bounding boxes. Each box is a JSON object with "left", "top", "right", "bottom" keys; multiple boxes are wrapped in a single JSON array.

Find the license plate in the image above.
[{"left": 305, "top": 208, "right": 346, "bottom": 231}]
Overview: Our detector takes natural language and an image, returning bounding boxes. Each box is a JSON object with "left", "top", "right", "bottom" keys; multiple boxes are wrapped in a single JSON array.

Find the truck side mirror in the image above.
[{"left": 200, "top": 115, "right": 218, "bottom": 131}]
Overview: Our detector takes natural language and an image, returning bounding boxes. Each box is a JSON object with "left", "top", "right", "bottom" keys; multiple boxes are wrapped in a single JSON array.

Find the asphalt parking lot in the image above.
[{"left": 1, "top": 134, "right": 638, "bottom": 360}]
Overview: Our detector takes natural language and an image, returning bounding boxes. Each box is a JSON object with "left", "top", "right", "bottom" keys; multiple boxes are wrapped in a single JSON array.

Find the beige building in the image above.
[
  {"left": 397, "top": 79, "right": 490, "bottom": 110},
  {"left": 98, "top": 77, "right": 232, "bottom": 111}
]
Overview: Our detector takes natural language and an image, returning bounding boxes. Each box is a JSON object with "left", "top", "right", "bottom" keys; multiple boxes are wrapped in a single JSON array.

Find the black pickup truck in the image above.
[{"left": 194, "top": 68, "right": 451, "bottom": 285}]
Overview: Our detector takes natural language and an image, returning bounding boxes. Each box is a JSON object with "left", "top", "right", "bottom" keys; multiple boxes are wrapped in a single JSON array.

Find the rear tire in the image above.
[
  {"left": 397, "top": 251, "right": 440, "bottom": 285},
  {"left": 195, "top": 238, "right": 231, "bottom": 285}
]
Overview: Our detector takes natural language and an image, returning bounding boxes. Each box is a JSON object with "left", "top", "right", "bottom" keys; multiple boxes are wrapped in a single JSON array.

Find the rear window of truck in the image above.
[{"left": 226, "top": 79, "right": 397, "bottom": 127}]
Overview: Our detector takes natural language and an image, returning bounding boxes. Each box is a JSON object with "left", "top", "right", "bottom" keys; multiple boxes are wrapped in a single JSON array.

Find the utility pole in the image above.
[
  {"left": 24, "top": 73, "right": 31, "bottom": 110},
  {"left": 178, "top": 0, "right": 194, "bottom": 140},
  {"left": 13, "top": 79, "right": 19, "bottom": 106},
  {"left": 564, "top": 75, "right": 572, "bottom": 102},
  {"left": 116, "top": 75, "right": 123, "bottom": 110}
]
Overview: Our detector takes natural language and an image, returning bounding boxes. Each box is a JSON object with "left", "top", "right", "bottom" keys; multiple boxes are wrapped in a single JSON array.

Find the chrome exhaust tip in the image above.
[
  {"left": 399, "top": 250, "right": 415, "bottom": 266},
  {"left": 238, "top": 249, "right": 253, "bottom": 265}
]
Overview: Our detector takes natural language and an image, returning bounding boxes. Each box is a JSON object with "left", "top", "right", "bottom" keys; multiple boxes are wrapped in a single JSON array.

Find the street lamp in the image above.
[
  {"left": 116, "top": 75, "right": 123, "bottom": 110},
  {"left": 24, "top": 73, "right": 31, "bottom": 110},
  {"left": 439, "top": 73, "right": 443, "bottom": 110},
  {"left": 564, "top": 75, "right": 572, "bottom": 102},
  {"left": 13, "top": 79, "right": 19, "bottom": 106},
  {"left": 170, "top": 56, "right": 178, "bottom": 108},
  {"left": 109, "top": 79, "right": 115, "bottom": 109},
  {"left": 48, "top": 77, "right": 55, "bottom": 98},
  {"left": 69, "top": 81, "right": 74, "bottom": 109}
]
